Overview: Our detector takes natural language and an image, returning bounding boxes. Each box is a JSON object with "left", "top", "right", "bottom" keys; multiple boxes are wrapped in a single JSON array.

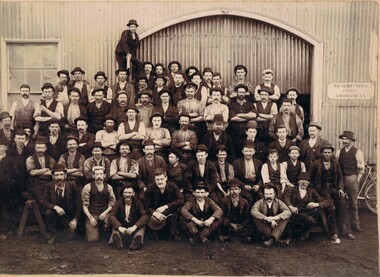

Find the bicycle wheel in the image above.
[{"left": 364, "top": 178, "right": 377, "bottom": 214}]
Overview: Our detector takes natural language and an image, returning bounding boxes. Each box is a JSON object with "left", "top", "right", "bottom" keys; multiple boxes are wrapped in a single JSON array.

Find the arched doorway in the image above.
[{"left": 138, "top": 10, "right": 323, "bottom": 122}]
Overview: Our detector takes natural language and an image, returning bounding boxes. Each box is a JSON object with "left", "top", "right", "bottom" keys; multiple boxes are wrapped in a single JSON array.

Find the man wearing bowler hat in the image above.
[
  {"left": 180, "top": 182, "right": 223, "bottom": 243},
  {"left": 108, "top": 183, "right": 148, "bottom": 250},
  {"left": 69, "top": 67, "right": 91, "bottom": 106},
  {"left": 89, "top": 71, "right": 113, "bottom": 103},
  {"left": 115, "top": 19, "right": 143, "bottom": 76},
  {"left": 0, "top": 111, "right": 14, "bottom": 147},
  {"left": 227, "top": 65, "right": 254, "bottom": 102},
  {"left": 254, "top": 69, "right": 281, "bottom": 102},
  {"left": 336, "top": 131, "right": 365, "bottom": 233},
  {"left": 55, "top": 69, "right": 72, "bottom": 105},
  {"left": 111, "top": 68, "right": 135, "bottom": 105},
  {"left": 9, "top": 84, "right": 37, "bottom": 131},
  {"left": 41, "top": 163, "right": 81, "bottom": 240},
  {"left": 63, "top": 87, "right": 87, "bottom": 134},
  {"left": 145, "top": 168, "right": 184, "bottom": 239},
  {"left": 33, "top": 83, "right": 64, "bottom": 136},
  {"left": 87, "top": 86, "right": 112, "bottom": 134}
]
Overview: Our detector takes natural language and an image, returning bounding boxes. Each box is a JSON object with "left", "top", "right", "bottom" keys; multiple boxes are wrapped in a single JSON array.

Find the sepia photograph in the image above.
[{"left": 0, "top": 0, "right": 378, "bottom": 276}]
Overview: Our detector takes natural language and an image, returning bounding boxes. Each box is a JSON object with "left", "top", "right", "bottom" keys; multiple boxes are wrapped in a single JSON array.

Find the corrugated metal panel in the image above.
[{"left": 138, "top": 15, "right": 312, "bottom": 94}]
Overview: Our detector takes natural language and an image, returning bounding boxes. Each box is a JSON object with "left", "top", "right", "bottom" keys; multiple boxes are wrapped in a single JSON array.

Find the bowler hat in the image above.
[
  {"left": 183, "top": 82, "right": 197, "bottom": 91},
  {"left": 158, "top": 88, "right": 171, "bottom": 97},
  {"left": 71, "top": 67, "right": 85, "bottom": 75},
  {"left": 234, "top": 65, "right": 248, "bottom": 75},
  {"left": 234, "top": 84, "right": 248, "bottom": 92},
  {"left": 282, "top": 98, "right": 292, "bottom": 104},
  {"left": 168, "top": 61, "right": 182, "bottom": 71},
  {"left": 228, "top": 178, "right": 243, "bottom": 188},
  {"left": 116, "top": 140, "right": 132, "bottom": 153},
  {"left": 127, "top": 19, "right": 139, "bottom": 27},
  {"left": 35, "top": 136, "right": 49, "bottom": 145},
  {"left": 91, "top": 141, "right": 105, "bottom": 150},
  {"left": 135, "top": 75, "right": 149, "bottom": 83},
  {"left": 307, "top": 121, "right": 322, "bottom": 131},
  {"left": 143, "top": 139, "right": 155, "bottom": 147},
  {"left": 57, "top": 69, "right": 70, "bottom": 80},
  {"left": 213, "top": 114, "right": 226, "bottom": 124},
  {"left": 243, "top": 140, "right": 255, "bottom": 149},
  {"left": 215, "top": 144, "right": 228, "bottom": 153},
  {"left": 103, "top": 114, "right": 116, "bottom": 122},
  {"left": 150, "top": 111, "right": 164, "bottom": 122},
  {"left": 298, "top": 172, "right": 310, "bottom": 181},
  {"left": 94, "top": 71, "right": 108, "bottom": 81},
  {"left": 168, "top": 148, "right": 182, "bottom": 158},
  {"left": 196, "top": 144, "right": 208, "bottom": 153},
  {"left": 138, "top": 89, "right": 153, "bottom": 98},
  {"left": 245, "top": 121, "right": 258, "bottom": 129},
  {"left": 74, "top": 116, "right": 88, "bottom": 125},
  {"left": 190, "top": 71, "right": 203, "bottom": 80},
  {"left": 115, "top": 68, "right": 129, "bottom": 76},
  {"left": 66, "top": 135, "right": 79, "bottom": 144},
  {"left": 320, "top": 143, "right": 335, "bottom": 153},
  {"left": 0, "top": 111, "right": 12, "bottom": 121},
  {"left": 285, "top": 87, "right": 300, "bottom": 95},
  {"left": 13, "top": 129, "right": 26, "bottom": 137},
  {"left": 117, "top": 90, "right": 129, "bottom": 98},
  {"left": 193, "top": 181, "right": 209, "bottom": 192},
  {"left": 258, "top": 86, "right": 273, "bottom": 95},
  {"left": 125, "top": 104, "right": 139, "bottom": 113},
  {"left": 68, "top": 87, "right": 82, "bottom": 98},
  {"left": 51, "top": 163, "right": 67, "bottom": 173},
  {"left": 41, "top": 82, "right": 55, "bottom": 91},
  {"left": 339, "top": 130, "right": 356, "bottom": 141},
  {"left": 48, "top": 118, "right": 61, "bottom": 126},
  {"left": 147, "top": 216, "right": 166, "bottom": 231},
  {"left": 91, "top": 85, "right": 105, "bottom": 96},
  {"left": 268, "top": 148, "right": 279, "bottom": 155},
  {"left": 185, "top": 66, "right": 199, "bottom": 76},
  {"left": 155, "top": 74, "right": 167, "bottom": 85},
  {"left": 179, "top": 112, "right": 191, "bottom": 120},
  {"left": 202, "top": 67, "right": 213, "bottom": 75}
]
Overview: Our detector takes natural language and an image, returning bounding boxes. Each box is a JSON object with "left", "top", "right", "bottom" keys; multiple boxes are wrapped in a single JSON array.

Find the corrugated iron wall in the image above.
[
  {"left": 138, "top": 15, "right": 312, "bottom": 94},
  {"left": 0, "top": 1, "right": 377, "bottom": 162}
]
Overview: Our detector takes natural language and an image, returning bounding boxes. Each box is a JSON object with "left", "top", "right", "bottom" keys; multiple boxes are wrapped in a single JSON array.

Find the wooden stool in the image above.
[{"left": 17, "top": 192, "right": 47, "bottom": 237}]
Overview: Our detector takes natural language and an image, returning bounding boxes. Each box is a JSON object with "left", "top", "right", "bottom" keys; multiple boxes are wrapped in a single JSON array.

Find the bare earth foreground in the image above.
[{"left": 0, "top": 210, "right": 378, "bottom": 277}]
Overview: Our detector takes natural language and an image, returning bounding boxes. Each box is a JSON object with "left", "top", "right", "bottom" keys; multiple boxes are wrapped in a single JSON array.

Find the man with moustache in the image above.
[
  {"left": 41, "top": 163, "right": 81, "bottom": 239},
  {"left": 281, "top": 87, "right": 304, "bottom": 122},
  {"left": 203, "top": 88, "right": 229, "bottom": 130},
  {"left": 153, "top": 89, "right": 179, "bottom": 134},
  {"left": 87, "top": 86, "right": 112, "bottom": 134},
  {"left": 69, "top": 67, "right": 91, "bottom": 106},
  {"left": 110, "top": 90, "right": 131, "bottom": 125},
  {"left": 95, "top": 115, "right": 119, "bottom": 161},
  {"left": 82, "top": 166, "right": 116, "bottom": 242},
  {"left": 251, "top": 185, "right": 291, "bottom": 247},
  {"left": 75, "top": 116, "right": 95, "bottom": 159},
  {"left": 89, "top": 71, "right": 113, "bottom": 103},
  {"left": 136, "top": 90, "right": 154, "bottom": 128},
  {"left": 109, "top": 183, "right": 148, "bottom": 250},
  {"left": 168, "top": 72, "right": 185, "bottom": 106},
  {"left": 142, "top": 61, "right": 155, "bottom": 90},
  {"left": 55, "top": 69, "right": 72, "bottom": 105},
  {"left": 111, "top": 68, "right": 135, "bottom": 105},
  {"left": 227, "top": 65, "right": 254, "bottom": 103},
  {"left": 46, "top": 119, "right": 66, "bottom": 162},
  {"left": 26, "top": 136, "right": 56, "bottom": 203},
  {"left": 171, "top": 112, "right": 198, "bottom": 164},
  {"left": 254, "top": 69, "right": 281, "bottom": 102},
  {"left": 0, "top": 112, "right": 14, "bottom": 147},
  {"left": 144, "top": 112, "right": 171, "bottom": 158},
  {"left": 211, "top": 73, "right": 228, "bottom": 103},
  {"left": 84, "top": 142, "right": 111, "bottom": 183},
  {"left": 9, "top": 84, "right": 36, "bottom": 130},
  {"left": 135, "top": 75, "right": 149, "bottom": 98},
  {"left": 63, "top": 87, "right": 87, "bottom": 134},
  {"left": 33, "top": 83, "right": 64, "bottom": 136}
]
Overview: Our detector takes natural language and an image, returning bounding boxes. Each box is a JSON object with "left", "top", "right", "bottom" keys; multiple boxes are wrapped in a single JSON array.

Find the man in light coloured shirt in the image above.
[
  {"left": 82, "top": 166, "right": 116, "bottom": 242},
  {"left": 63, "top": 87, "right": 87, "bottom": 134},
  {"left": 55, "top": 69, "right": 72, "bottom": 106},
  {"left": 203, "top": 88, "right": 229, "bottom": 131},
  {"left": 336, "top": 131, "right": 365, "bottom": 233},
  {"left": 281, "top": 87, "right": 304, "bottom": 122},
  {"left": 9, "top": 84, "right": 36, "bottom": 130},
  {"left": 88, "top": 71, "right": 113, "bottom": 103},
  {"left": 83, "top": 142, "right": 111, "bottom": 183},
  {"left": 144, "top": 112, "right": 171, "bottom": 158},
  {"left": 227, "top": 65, "right": 254, "bottom": 103},
  {"left": 69, "top": 67, "right": 91, "bottom": 106},
  {"left": 254, "top": 69, "right": 281, "bottom": 102},
  {"left": 111, "top": 68, "right": 135, "bottom": 105},
  {"left": 95, "top": 114, "right": 119, "bottom": 161},
  {"left": 136, "top": 89, "right": 154, "bottom": 128}
]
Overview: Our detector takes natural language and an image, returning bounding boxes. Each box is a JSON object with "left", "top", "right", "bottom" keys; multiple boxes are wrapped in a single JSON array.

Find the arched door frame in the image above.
[{"left": 140, "top": 9, "right": 324, "bottom": 122}]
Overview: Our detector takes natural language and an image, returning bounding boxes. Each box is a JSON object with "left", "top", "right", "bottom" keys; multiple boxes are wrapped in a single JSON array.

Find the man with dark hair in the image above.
[
  {"left": 168, "top": 72, "right": 185, "bottom": 106},
  {"left": 69, "top": 67, "right": 91, "bottom": 106},
  {"left": 167, "top": 61, "right": 182, "bottom": 87},
  {"left": 268, "top": 125, "right": 296, "bottom": 163},
  {"left": 254, "top": 69, "right": 281, "bottom": 102},
  {"left": 84, "top": 142, "right": 111, "bottom": 183},
  {"left": 87, "top": 87, "right": 112, "bottom": 134},
  {"left": 137, "top": 90, "right": 154, "bottom": 128},
  {"left": 95, "top": 114, "right": 119, "bottom": 161},
  {"left": 63, "top": 87, "right": 87, "bottom": 134},
  {"left": 109, "top": 183, "right": 148, "bottom": 250},
  {"left": 211, "top": 72, "right": 228, "bottom": 103},
  {"left": 55, "top": 69, "right": 72, "bottom": 106},
  {"left": 0, "top": 112, "right": 14, "bottom": 147},
  {"left": 214, "top": 145, "right": 234, "bottom": 201},
  {"left": 144, "top": 112, "right": 171, "bottom": 158},
  {"left": 227, "top": 65, "right": 254, "bottom": 102},
  {"left": 110, "top": 90, "right": 131, "bottom": 125},
  {"left": 145, "top": 167, "right": 184, "bottom": 239},
  {"left": 142, "top": 61, "right": 156, "bottom": 90},
  {"left": 46, "top": 119, "right": 66, "bottom": 162},
  {"left": 282, "top": 87, "right": 304, "bottom": 122},
  {"left": 153, "top": 89, "right": 179, "bottom": 134},
  {"left": 41, "top": 163, "right": 82, "bottom": 240},
  {"left": 152, "top": 74, "right": 167, "bottom": 106},
  {"left": 75, "top": 116, "right": 95, "bottom": 158},
  {"left": 244, "top": 121, "right": 267, "bottom": 162},
  {"left": 111, "top": 68, "right": 135, "bottom": 105},
  {"left": 89, "top": 71, "right": 113, "bottom": 103},
  {"left": 10, "top": 84, "right": 36, "bottom": 130},
  {"left": 166, "top": 148, "right": 187, "bottom": 193}
]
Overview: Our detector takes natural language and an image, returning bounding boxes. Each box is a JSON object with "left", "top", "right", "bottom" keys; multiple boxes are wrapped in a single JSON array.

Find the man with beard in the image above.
[
  {"left": 95, "top": 115, "right": 119, "bottom": 161},
  {"left": 203, "top": 88, "right": 229, "bottom": 131},
  {"left": 219, "top": 178, "right": 253, "bottom": 243},
  {"left": 177, "top": 83, "right": 206, "bottom": 140},
  {"left": 46, "top": 119, "right": 66, "bottom": 162},
  {"left": 33, "top": 83, "right": 64, "bottom": 136},
  {"left": 136, "top": 90, "right": 154, "bottom": 128},
  {"left": 142, "top": 61, "right": 155, "bottom": 90},
  {"left": 168, "top": 72, "right": 185, "bottom": 106},
  {"left": 233, "top": 140, "right": 263, "bottom": 205},
  {"left": 58, "top": 135, "right": 86, "bottom": 188},
  {"left": 251, "top": 185, "right": 291, "bottom": 247},
  {"left": 84, "top": 142, "right": 111, "bottom": 183},
  {"left": 75, "top": 116, "right": 95, "bottom": 159},
  {"left": 117, "top": 104, "right": 146, "bottom": 159},
  {"left": 88, "top": 71, "right": 113, "bottom": 103},
  {"left": 227, "top": 65, "right": 254, "bottom": 103},
  {"left": 69, "top": 67, "right": 91, "bottom": 106},
  {"left": 108, "top": 183, "right": 148, "bottom": 250},
  {"left": 109, "top": 140, "right": 139, "bottom": 199},
  {"left": 336, "top": 131, "right": 365, "bottom": 234},
  {"left": 153, "top": 89, "right": 179, "bottom": 134},
  {"left": 41, "top": 163, "right": 81, "bottom": 240},
  {"left": 201, "top": 114, "right": 235, "bottom": 163},
  {"left": 111, "top": 68, "right": 135, "bottom": 105},
  {"left": 82, "top": 166, "right": 116, "bottom": 242},
  {"left": 254, "top": 69, "right": 281, "bottom": 102},
  {"left": 26, "top": 136, "right": 55, "bottom": 203},
  {"left": 55, "top": 69, "right": 72, "bottom": 105},
  {"left": 309, "top": 144, "right": 355, "bottom": 243},
  {"left": 110, "top": 90, "right": 130, "bottom": 125},
  {"left": 227, "top": 84, "right": 257, "bottom": 157},
  {"left": 269, "top": 99, "right": 304, "bottom": 142},
  {"left": 10, "top": 84, "right": 37, "bottom": 130},
  {"left": 0, "top": 111, "right": 14, "bottom": 147},
  {"left": 299, "top": 122, "right": 331, "bottom": 170},
  {"left": 144, "top": 112, "right": 171, "bottom": 159},
  {"left": 180, "top": 182, "right": 223, "bottom": 243},
  {"left": 63, "top": 87, "right": 87, "bottom": 134},
  {"left": 87, "top": 86, "right": 112, "bottom": 134},
  {"left": 171, "top": 112, "right": 198, "bottom": 164}
]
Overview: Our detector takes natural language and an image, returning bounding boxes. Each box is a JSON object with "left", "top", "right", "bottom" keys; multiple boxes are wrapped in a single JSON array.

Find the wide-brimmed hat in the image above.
[
  {"left": 285, "top": 87, "right": 300, "bottom": 95},
  {"left": 147, "top": 216, "right": 166, "bottom": 231},
  {"left": 138, "top": 89, "right": 153, "bottom": 98},
  {"left": 234, "top": 83, "right": 248, "bottom": 92},
  {"left": 202, "top": 67, "right": 213, "bottom": 75},
  {"left": 154, "top": 74, "right": 167, "bottom": 85},
  {"left": 136, "top": 75, "right": 149, "bottom": 83},
  {"left": 116, "top": 140, "right": 132, "bottom": 153},
  {"left": 168, "top": 61, "right": 182, "bottom": 71},
  {"left": 48, "top": 118, "right": 61, "bottom": 126},
  {"left": 0, "top": 111, "right": 12, "bottom": 121},
  {"left": 183, "top": 82, "right": 197, "bottom": 91},
  {"left": 243, "top": 139, "right": 255, "bottom": 149},
  {"left": 179, "top": 112, "right": 191, "bottom": 120},
  {"left": 127, "top": 19, "right": 139, "bottom": 27},
  {"left": 115, "top": 68, "right": 129, "bottom": 76},
  {"left": 57, "top": 69, "right": 70, "bottom": 79},
  {"left": 185, "top": 66, "right": 199, "bottom": 76},
  {"left": 257, "top": 86, "right": 273, "bottom": 95},
  {"left": 213, "top": 114, "right": 226, "bottom": 124},
  {"left": 71, "top": 67, "right": 85, "bottom": 75},
  {"left": 234, "top": 65, "right": 248, "bottom": 75},
  {"left": 68, "top": 87, "right": 82, "bottom": 98},
  {"left": 339, "top": 130, "right": 356, "bottom": 141},
  {"left": 94, "top": 71, "right": 108, "bottom": 81},
  {"left": 90, "top": 141, "right": 105, "bottom": 151},
  {"left": 228, "top": 178, "right": 244, "bottom": 188},
  {"left": 307, "top": 121, "right": 322, "bottom": 131},
  {"left": 41, "top": 82, "right": 55, "bottom": 91},
  {"left": 51, "top": 163, "right": 67, "bottom": 173},
  {"left": 150, "top": 111, "right": 164, "bottom": 122},
  {"left": 264, "top": 182, "right": 278, "bottom": 195},
  {"left": 125, "top": 104, "right": 139, "bottom": 113},
  {"left": 320, "top": 143, "right": 335, "bottom": 153}
]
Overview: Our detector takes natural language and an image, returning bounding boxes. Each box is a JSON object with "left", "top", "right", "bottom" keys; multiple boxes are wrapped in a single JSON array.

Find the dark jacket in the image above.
[
  {"left": 181, "top": 197, "right": 223, "bottom": 221},
  {"left": 233, "top": 158, "right": 263, "bottom": 186},
  {"left": 285, "top": 186, "right": 329, "bottom": 210},
  {"left": 308, "top": 158, "right": 344, "bottom": 193},
  {"left": 108, "top": 197, "right": 148, "bottom": 229},
  {"left": 184, "top": 160, "right": 218, "bottom": 193},
  {"left": 201, "top": 131, "right": 236, "bottom": 163},
  {"left": 153, "top": 104, "right": 179, "bottom": 133},
  {"left": 220, "top": 196, "right": 251, "bottom": 226},
  {"left": 115, "top": 30, "right": 139, "bottom": 57}
]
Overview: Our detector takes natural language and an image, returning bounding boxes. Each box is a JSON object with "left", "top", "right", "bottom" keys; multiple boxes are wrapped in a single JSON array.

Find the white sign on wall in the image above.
[{"left": 327, "top": 82, "right": 374, "bottom": 100}]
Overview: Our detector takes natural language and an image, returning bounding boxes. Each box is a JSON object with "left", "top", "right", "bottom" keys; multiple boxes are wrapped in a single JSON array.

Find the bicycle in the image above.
[{"left": 358, "top": 163, "right": 377, "bottom": 214}]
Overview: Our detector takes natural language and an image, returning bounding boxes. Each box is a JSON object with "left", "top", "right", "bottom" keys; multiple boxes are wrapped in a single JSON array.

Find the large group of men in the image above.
[{"left": 0, "top": 19, "right": 366, "bottom": 250}]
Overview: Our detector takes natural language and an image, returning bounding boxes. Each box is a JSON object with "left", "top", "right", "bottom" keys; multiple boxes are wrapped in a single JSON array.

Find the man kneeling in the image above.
[
  {"left": 180, "top": 182, "right": 223, "bottom": 243},
  {"left": 109, "top": 183, "right": 148, "bottom": 250}
]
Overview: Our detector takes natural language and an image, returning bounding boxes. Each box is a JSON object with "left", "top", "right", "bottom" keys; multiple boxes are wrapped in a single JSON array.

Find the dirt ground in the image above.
[{"left": 0, "top": 209, "right": 378, "bottom": 277}]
